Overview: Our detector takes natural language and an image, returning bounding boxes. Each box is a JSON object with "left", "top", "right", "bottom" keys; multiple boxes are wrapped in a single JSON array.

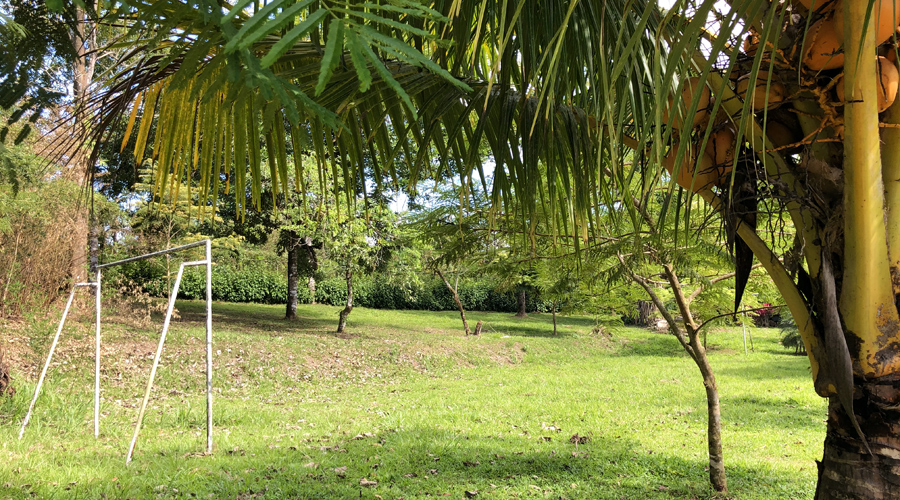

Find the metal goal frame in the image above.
[{"left": 18, "top": 239, "right": 213, "bottom": 465}]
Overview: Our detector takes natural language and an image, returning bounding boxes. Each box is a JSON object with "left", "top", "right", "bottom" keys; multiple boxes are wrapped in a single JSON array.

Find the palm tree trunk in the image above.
[
  {"left": 815, "top": 382, "right": 900, "bottom": 499},
  {"left": 336, "top": 268, "right": 353, "bottom": 333},
  {"left": 436, "top": 268, "right": 470, "bottom": 335}
]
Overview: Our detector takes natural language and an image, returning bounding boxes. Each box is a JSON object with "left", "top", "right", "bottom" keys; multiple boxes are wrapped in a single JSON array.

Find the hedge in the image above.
[{"left": 113, "top": 261, "right": 552, "bottom": 313}]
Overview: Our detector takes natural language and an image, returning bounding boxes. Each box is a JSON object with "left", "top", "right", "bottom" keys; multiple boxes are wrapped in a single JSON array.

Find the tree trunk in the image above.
[
  {"left": 815, "top": 380, "right": 900, "bottom": 499},
  {"left": 305, "top": 237, "right": 318, "bottom": 304},
  {"left": 436, "top": 268, "right": 470, "bottom": 335},
  {"left": 515, "top": 290, "right": 527, "bottom": 318},
  {"left": 636, "top": 300, "right": 655, "bottom": 326},
  {"left": 68, "top": 2, "right": 97, "bottom": 284},
  {"left": 552, "top": 300, "right": 558, "bottom": 335},
  {"left": 336, "top": 268, "right": 353, "bottom": 333},
  {"left": 690, "top": 338, "right": 727, "bottom": 492},
  {"left": 285, "top": 232, "right": 299, "bottom": 320},
  {"left": 619, "top": 251, "right": 728, "bottom": 494}
]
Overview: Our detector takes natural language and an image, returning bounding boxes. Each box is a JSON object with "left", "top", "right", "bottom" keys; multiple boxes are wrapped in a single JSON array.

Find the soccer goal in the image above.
[{"left": 18, "top": 239, "right": 214, "bottom": 465}]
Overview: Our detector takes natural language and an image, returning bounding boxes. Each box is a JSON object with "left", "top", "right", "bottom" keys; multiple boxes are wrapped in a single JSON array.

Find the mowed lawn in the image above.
[{"left": 0, "top": 300, "right": 824, "bottom": 499}]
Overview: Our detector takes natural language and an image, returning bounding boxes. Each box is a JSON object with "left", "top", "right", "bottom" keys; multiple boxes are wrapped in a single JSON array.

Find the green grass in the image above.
[{"left": 0, "top": 301, "right": 824, "bottom": 499}]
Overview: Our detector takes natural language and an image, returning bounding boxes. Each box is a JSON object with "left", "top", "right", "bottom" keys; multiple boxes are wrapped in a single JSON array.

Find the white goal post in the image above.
[{"left": 18, "top": 239, "right": 214, "bottom": 465}]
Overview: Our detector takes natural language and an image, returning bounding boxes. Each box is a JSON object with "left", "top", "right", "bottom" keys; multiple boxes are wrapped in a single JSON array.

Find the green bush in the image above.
[
  {"left": 313, "top": 274, "right": 553, "bottom": 313},
  {"left": 114, "top": 261, "right": 554, "bottom": 313},
  {"left": 113, "top": 261, "right": 292, "bottom": 305}
]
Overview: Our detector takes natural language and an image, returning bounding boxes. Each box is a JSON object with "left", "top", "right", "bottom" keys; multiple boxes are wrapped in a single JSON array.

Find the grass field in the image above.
[{"left": 0, "top": 300, "right": 824, "bottom": 499}]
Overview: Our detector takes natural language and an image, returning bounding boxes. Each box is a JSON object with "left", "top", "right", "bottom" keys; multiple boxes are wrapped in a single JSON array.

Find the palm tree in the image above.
[{"left": 24, "top": 0, "right": 900, "bottom": 496}]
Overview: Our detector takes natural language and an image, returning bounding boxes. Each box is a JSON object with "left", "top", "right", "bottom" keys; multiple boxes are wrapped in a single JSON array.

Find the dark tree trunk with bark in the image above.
[
  {"left": 815, "top": 380, "right": 900, "bottom": 499},
  {"left": 285, "top": 231, "right": 299, "bottom": 320},
  {"left": 635, "top": 300, "right": 656, "bottom": 326},
  {"left": 515, "top": 290, "right": 527, "bottom": 318},
  {"left": 336, "top": 268, "right": 353, "bottom": 333},
  {"left": 436, "top": 268, "right": 470, "bottom": 335}
]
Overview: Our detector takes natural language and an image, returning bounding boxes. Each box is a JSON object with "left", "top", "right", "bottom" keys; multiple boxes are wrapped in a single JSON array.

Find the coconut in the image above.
[
  {"left": 663, "top": 76, "right": 711, "bottom": 130},
  {"left": 664, "top": 144, "right": 723, "bottom": 192},
  {"left": 736, "top": 71, "right": 786, "bottom": 110},
  {"left": 833, "top": 0, "right": 900, "bottom": 49},
  {"left": 764, "top": 120, "right": 801, "bottom": 149},
  {"left": 879, "top": 56, "right": 900, "bottom": 111},
  {"left": 705, "top": 126, "right": 737, "bottom": 169},
  {"left": 835, "top": 56, "right": 900, "bottom": 112},
  {"left": 803, "top": 20, "right": 845, "bottom": 71}
]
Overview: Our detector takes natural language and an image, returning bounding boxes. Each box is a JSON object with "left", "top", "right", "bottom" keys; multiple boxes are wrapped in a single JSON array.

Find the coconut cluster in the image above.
[
  {"left": 660, "top": 0, "right": 900, "bottom": 193},
  {"left": 661, "top": 76, "right": 735, "bottom": 193}
]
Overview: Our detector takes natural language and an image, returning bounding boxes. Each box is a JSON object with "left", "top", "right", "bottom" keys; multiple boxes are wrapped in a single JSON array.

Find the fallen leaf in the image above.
[
  {"left": 464, "top": 490, "right": 478, "bottom": 498},
  {"left": 569, "top": 433, "right": 590, "bottom": 444},
  {"left": 462, "top": 461, "right": 480, "bottom": 467},
  {"left": 403, "top": 473, "right": 418, "bottom": 478},
  {"left": 360, "top": 478, "right": 378, "bottom": 487},
  {"left": 540, "top": 436, "right": 552, "bottom": 442},
  {"left": 658, "top": 485, "right": 669, "bottom": 491},
  {"left": 334, "top": 466, "right": 347, "bottom": 478},
  {"left": 429, "top": 469, "right": 438, "bottom": 475},
  {"left": 303, "top": 462, "right": 318, "bottom": 469}
]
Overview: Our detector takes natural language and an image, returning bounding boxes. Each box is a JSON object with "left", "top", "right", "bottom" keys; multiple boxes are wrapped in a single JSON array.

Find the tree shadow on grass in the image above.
[{"left": 173, "top": 300, "right": 353, "bottom": 339}]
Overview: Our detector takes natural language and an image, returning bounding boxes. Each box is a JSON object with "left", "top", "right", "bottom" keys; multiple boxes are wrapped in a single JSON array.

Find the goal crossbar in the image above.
[{"left": 18, "top": 239, "right": 214, "bottom": 465}]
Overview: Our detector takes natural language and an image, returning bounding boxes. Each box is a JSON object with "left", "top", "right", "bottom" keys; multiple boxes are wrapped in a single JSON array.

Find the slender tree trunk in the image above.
[
  {"left": 552, "top": 300, "right": 557, "bottom": 335},
  {"left": 662, "top": 262, "right": 727, "bottom": 493},
  {"left": 68, "top": 2, "right": 97, "bottom": 284},
  {"left": 815, "top": 381, "right": 900, "bottom": 499},
  {"left": 305, "top": 237, "right": 318, "bottom": 304},
  {"left": 285, "top": 232, "right": 299, "bottom": 320},
  {"left": 689, "top": 336, "right": 727, "bottom": 492},
  {"left": 436, "top": 268, "right": 470, "bottom": 335},
  {"left": 619, "top": 252, "right": 727, "bottom": 493},
  {"left": 515, "top": 290, "right": 527, "bottom": 318},
  {"left": 336, "top": 268, "right": 353, "bottom": 333}
]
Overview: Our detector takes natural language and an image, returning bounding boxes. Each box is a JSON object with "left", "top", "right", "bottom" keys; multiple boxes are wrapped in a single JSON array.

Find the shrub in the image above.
[{"left": 113, "top": 260, "right": 555, "bottom": 313}]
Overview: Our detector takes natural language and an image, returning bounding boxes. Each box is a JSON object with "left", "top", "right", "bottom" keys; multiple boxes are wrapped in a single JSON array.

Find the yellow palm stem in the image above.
[{"left": 841, "top": 0, "right": 900, "bottom": 378}]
